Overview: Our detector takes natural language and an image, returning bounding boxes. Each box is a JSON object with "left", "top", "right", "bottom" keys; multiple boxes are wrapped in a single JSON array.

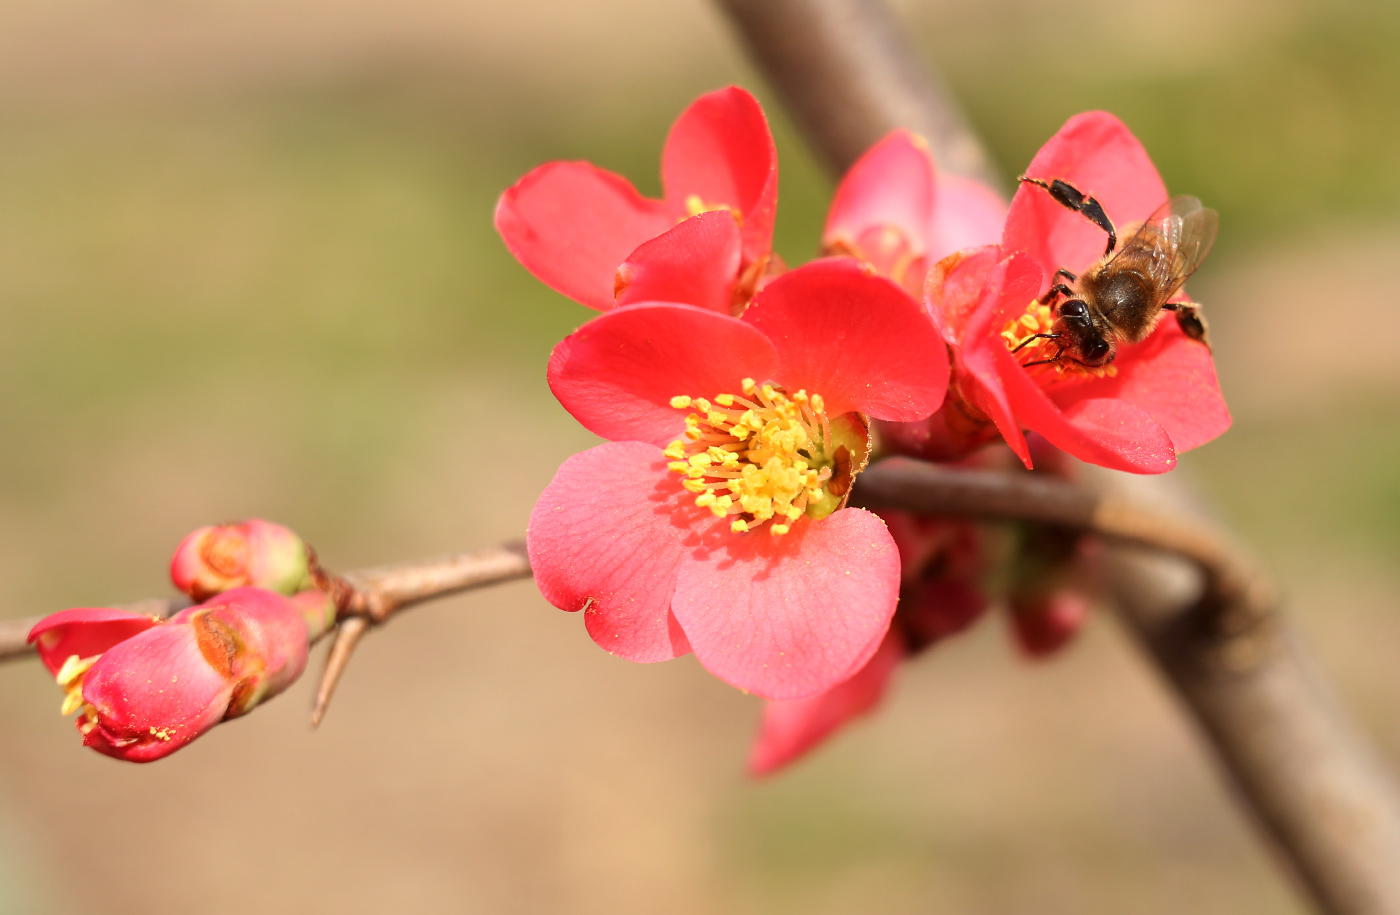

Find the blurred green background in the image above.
[{"left": 0, "top": 1, "right": 1396, "bottom": 913}]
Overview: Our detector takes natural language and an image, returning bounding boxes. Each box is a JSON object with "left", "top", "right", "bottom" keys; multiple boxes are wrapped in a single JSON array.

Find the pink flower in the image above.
[
  {"left": 529, "top": 258, "right": 949, "bottom": 699},
  {"left": 823, "top": 129, "right": 1007, "bottom": 297},
  {"left": 170, "top": 518, "right": 313, "bottom": 601},
  {"left": 495, "top": 86, "right": 778, "bottom": 314},
  {"left": 886, "top": 113, "right": 1230, "bottom": 472},
  {"left": 747, "top": 511, "right": 989, "bottom": 774},
  {"left": 28, "top": 587, "right": 335, "bottom": 762}
]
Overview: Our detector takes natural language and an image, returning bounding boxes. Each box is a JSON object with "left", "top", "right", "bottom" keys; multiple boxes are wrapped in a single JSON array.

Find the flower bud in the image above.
[
  {"left": 170, "top": 519, "right": 313, "bottom": 601},
  {"left": 1009, "top": 590, "right": 1088, "bottom": 658},
  {"left": 29, "top": 587, "right": 333, "bottom": 762}
]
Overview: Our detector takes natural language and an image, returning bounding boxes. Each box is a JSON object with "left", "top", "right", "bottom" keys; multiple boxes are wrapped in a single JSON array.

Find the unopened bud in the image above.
[
  {"left": 1010, "top": 591, "right": 1088, "bottom": 659},
  {"left": 29, "top": 587, "right": 322, "bottom": 762},
  {"left": 170, "top": 519, "right": 312, "bottom": 601}
]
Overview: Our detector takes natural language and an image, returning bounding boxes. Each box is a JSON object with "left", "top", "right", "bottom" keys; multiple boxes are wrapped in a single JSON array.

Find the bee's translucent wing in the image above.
[{"left": 1109, "top": 195, "right": 1218, "bottom": 301}]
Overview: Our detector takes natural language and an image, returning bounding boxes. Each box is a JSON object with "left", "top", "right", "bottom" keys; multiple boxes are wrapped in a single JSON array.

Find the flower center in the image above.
[
  {"left": 54, "top": 652, "right": 101, "bottom": 735},
  {"left": 663, "top": 378, "right": 867, "bottom": 536},
  {"left": 1000, "top": 299, "right": 1119, "bottom": 379},
  {"left": 684, "top": 194, "right": 744, "bottom": 226}
]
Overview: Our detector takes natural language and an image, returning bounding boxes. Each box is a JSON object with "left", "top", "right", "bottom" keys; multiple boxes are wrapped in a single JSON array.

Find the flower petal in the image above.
[
  {"left": 825, "top": 129, "right": 935, "bottom": 258},
  {"left": 742, "top": 258, "right": 949, "bottom": 421},
  {"left": 614, "top": 210, "right": 743, "bottom": 313},
  {"left": 548, "top": 302, "right": 779, "bottom": 447},
  {"left": 994, "top": 344, "right": 1176, "bottom": 472},
  {"left": 528, "top": 442, "right": 698, "bottom": 662},
  {"left": 1003, "top": 111, "right": 1169, "bottom": 283},
  {"left": 671, "top": 507, "right": 900, "bottom": 699},
  {"left": 1062, "top": 319, "right": 1231, "bottom": 453},
  {"left": 661, "top": 86, "right": 777, "bottom": 264},
  {"left": 926, "top": 173, "right": 1008, "bottom": 263},
  {"left": 28, "top": 608, "right": 162, "bottom": 677},
  {"left": 748, "top": 630, "right": 905, "bottom": 776},
  {"left": 495, "top": 161, "right": 677, "bottom": 311},
  {"left": 81, "top": 623, "right": 234, "bottom": 762},
  {"left": 955, "top": 251, "right": 1045, "bottom": 466}
]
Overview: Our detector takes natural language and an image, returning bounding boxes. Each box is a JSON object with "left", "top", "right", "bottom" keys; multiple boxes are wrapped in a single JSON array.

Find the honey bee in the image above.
[{"left": 1013, "top": 176, "right": 1218, "bottom": 369}]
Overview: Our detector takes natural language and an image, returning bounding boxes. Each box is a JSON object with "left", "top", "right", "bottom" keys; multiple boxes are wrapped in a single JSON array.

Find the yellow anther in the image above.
[
  {"left": 770, "top": 523, "right": 791, "bottom": 536},
  {"left": 60, "top": 690, "right": 86, "bottom": 716},
  {"left": 665, "top": 380, "right": 847, "bottom": 536},
  {"left": 55, "top": 654, "right": 96, "bottom": 687}
]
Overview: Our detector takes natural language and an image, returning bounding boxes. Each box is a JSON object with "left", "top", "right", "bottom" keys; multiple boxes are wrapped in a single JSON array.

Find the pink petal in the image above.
[
  {"left": 824, "top": 130, "right": 935, "bottom": 258},
  {"left": 955, "top": 251, "right": 1044, "bottom": 465},
  {"left": 1063, "top": 319, "right": 1231, "bottom": 453},
  {"left": 614, "top": 210, "right": 742, "bottom": 313},
  {"left": 28, "top": 608, "right": 161, "bottom": 677},
  {"left": 528, "top": 442, "right": 698, "bottom": 662},
  {"left": 548, "top": 302, "right": 779, "bottom": 447},
  {"left": 742, "top": 258, "right": 948, "bottom": 421},
  {"left": 1003, "top": 111, "right": 1169, "bottom": 283},
  {"left": 671, "top": 507, "right": 900, "bottom": 699},
  {"left": 661, "top": 86, "right": 777, "bottom": 264},
  {"left": 926, "top": 173, "right": 1009, "bottom": 264},
  {"left": 495, "top": 161, "right": 678, "bottom": 311},
  {"left": 994, "top": 344, "right": 1176, "bottom": 473},
  {"left": 924, "top": 245, "right": 1002, "bottom": 346},
  {"left": 748, "top": 631, "right": 905, "bottom": 776},
  {"left": 81, "top": 623, "right": 235, "bottom": 762}
]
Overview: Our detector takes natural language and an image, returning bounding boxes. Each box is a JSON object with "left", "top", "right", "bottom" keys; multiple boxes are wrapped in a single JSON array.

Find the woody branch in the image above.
[{"left": 712, "top": 0, "right": 1400, "bottom": 913}]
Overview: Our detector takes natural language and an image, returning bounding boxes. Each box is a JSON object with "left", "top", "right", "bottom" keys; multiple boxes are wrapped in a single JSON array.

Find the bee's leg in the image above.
[
  {"left": 1038, "top": 282, "right": 1074, "bottom": 306},
  {"left": 1164, "top": 301, "right": 1212, "bottom": 348},
  {"left": 1018, "top": 176, "right": 1117, "bottom": 256},
  {"left": 1011, "top": 332, "right": 1058, "bottom": 354},
  {"left": 1021, "top": 354, "right": 1061, "bottom": 368},
  {"left": 1053, "top": 267, "right": 1077, "bottom": 283}
]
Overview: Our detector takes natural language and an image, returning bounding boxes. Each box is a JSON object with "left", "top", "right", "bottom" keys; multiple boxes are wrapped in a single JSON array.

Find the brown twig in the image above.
[
  {"left": 309, "top": 540, "right": 531, "bottom": 724},
  {"left": 1, "top": 542, "right": 533, "bottom": 728},
  {"left": 714, "top": 2, "right": 1400, "bottom": 913}
]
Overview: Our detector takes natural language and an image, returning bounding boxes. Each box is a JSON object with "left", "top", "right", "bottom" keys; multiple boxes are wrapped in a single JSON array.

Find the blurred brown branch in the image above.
[{"left": 712, "top": 1, "right": 1400, "bottom": 913}]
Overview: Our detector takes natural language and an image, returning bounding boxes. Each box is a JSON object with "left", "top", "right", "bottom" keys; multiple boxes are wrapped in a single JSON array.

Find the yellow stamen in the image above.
[{"left": 666, "top": 381, "right": 859, "bottom": 536}]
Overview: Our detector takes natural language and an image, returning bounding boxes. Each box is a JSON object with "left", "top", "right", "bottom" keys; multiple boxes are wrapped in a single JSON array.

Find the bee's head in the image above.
[{"left": 1053, "top": 300, "right": 1116, "bottom": 367}]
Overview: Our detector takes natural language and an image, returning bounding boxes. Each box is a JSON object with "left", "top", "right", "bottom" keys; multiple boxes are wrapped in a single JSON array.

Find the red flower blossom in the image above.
[
  {"left": 747, "top": 509, "right": 989, "bottom": 773},
  {"left": 28, "top": 587, "right": 335, "bottom": 762},
  {"left": 170, "top": 518, "right": 313, "bottom": 601},
  {"left": 823, "top": 129, "right": 1007, "bottom": 297},
  {"left": 495, "top": 86, "right": 778, "bottom": 314},
  {"left": 529, "top": 258, "right": 948, "bottom": 699},
  {"left": 886, "top": 112, "right": 1230, "bottom": 472}
]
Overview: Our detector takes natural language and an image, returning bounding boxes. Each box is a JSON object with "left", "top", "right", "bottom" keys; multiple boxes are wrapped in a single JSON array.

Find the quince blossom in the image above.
[
  {"left": 823, "top": 129, "right": 1007, "bottom": 297},
  {"left": 885, "top": 112, "right": 1230, "bottom": 472},
  {"left": 528, "top": 258, "right": 948, "bottom": 699},
  {"left": 495, "top": 86, "right": 778, "bottom": 314}
]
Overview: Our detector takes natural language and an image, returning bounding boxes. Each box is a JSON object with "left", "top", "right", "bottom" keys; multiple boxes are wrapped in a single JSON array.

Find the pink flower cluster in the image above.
[{"left": 500, "top": 88, "right": 1230, "bottom": 772}]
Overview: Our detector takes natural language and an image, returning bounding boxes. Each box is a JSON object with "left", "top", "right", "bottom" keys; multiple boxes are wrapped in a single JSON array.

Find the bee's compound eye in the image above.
[{"left": 1059, "top": 300, "right": 1089, "bottom": 319}]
